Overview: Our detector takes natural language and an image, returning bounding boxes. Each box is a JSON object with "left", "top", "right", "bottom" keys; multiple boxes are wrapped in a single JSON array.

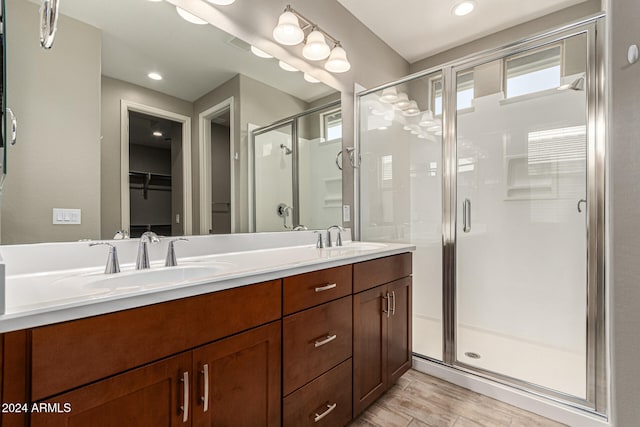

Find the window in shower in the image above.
[
  {"left": 504, "top": 44, "right": 562, "bottom": 98},
  {"left": 321, "top": 109, "right": 342, "bottom": 142},
  {"left": 432, "top": 71, "right": 474, "bottom": 115}
]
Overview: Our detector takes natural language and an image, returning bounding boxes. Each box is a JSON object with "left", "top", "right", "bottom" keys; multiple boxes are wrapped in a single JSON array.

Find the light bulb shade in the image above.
[
  {"left": 402, "top": 101, "right": 421, "bottom": 117},
  {"left": 207, "top": 0, "right": 235, "bottom": 4},
  {"left": 302, "top": 30, "right": 331, "bottom": 61},
  {"left": 304, "top": 73, "right": 320, "bottom": 83},
  {"left": 325, "top": 45, "right": 351, "bottom": 73},
  {"left": 176, "top": 6, "right": 208, "bottom": 25},
  {"left": 278, "top": 60, "right": 298, "bottom": 72},
  {"left": 419, "top": 110, "right": 435, "bottom": 126},
  {"left": 251, "top": 46, "right": 273, "bottom": 58},
  {"left": 380, "top": 87, "right": 399, "bottom": 103},
  {"left": 393, "top": 93, "right": 410, "bottom": 109},
  {"left": 273, "top": 11, "right": 304, "bottom": 45}
]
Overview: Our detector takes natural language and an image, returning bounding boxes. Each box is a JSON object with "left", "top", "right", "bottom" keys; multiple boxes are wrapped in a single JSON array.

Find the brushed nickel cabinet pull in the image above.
[
  {"left": 314, "top": 283, "right": 337, "bottom": 292},
  {"left": 313, "top": 402, "right": 337, "bottom": 422},
  {"left": 314, "top": 334, "right": 337, "bottom": 348},
  {"left": 391, "top": 291, "right": 396, "bottom": 315},
  {"left": 200, "top": 364, "right": 210, "bottom": 413},
  {"left": 180, "top": 371, "right": 189, "bottom": 423}
]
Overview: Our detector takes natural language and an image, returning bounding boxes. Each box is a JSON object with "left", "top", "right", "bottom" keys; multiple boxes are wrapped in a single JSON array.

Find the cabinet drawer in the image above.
[
  {"left": 31, "top": 280, "right": 281, "bottom": 401},
  {"left": 283, "top": 296, "right": 352, "bottom": 395},
  {"left": 283, "top": 265, "right": 352, "bottom": 315},
  {"left": 283, "top": 358, "right": 352, "bottom": 427},
  {"left": 353, "top": 252, "right": 412, "bottom": 293}
]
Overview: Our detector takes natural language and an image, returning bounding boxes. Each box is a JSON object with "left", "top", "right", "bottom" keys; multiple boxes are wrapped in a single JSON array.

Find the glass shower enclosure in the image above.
[{"left": 356, "top": 18, "right": 605, "bottom": 414}]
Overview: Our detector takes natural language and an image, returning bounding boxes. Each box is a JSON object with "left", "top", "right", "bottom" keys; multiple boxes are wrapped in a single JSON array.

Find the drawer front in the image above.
[
  {"left": 31, "top": 280, "right": 281, "bottom": 401},
  {"left": 283, "top": 265, "right": 352, "bottom": 315},
  {"left": 353, "top": 252, "right": 412, "bottom": 293},
  {"left": 283, "top": 296, "right": 352, "bottom": 395},
  {"left": 283, "top": 358, "right": 352, "bottom": 427}
]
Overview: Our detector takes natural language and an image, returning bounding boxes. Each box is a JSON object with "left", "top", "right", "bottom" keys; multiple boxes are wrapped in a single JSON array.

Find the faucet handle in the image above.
[
  {"left": 165, "top": 238, "right": 189, "bottom": 267},
  {"left": 89, "top": 242, "right": 120, "bottom": 274},
  {"left": 314, "top": 231, "right": 324, "bottom": 249}
]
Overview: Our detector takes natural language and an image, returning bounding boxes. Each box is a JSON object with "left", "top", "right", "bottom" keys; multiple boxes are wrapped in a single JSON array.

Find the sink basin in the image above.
[
  {"left": 85, "top": 265, "right": 229, "bottom": 291},
  {"left": 323, "top": 242, "right": 388, "bottom": 251}
]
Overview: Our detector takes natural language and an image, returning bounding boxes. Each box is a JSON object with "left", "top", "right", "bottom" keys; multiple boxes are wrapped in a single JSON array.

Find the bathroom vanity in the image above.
[{"left": 0, "top": 233, "right": 413, "bottom": 426}]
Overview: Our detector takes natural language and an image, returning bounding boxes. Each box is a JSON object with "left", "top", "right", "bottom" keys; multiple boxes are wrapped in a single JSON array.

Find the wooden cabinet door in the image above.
[
  {"left": 192, "top": 321, "right": 281, "bottom": 427},
  {"left": 30, "top": 352, "right": 192, "bottom": 427},
  {"left": 352, "top": 285, "right": 387, "bottom": 416},
  {"left": 387, "top": 277, "right": 412, "bottom": 384}
]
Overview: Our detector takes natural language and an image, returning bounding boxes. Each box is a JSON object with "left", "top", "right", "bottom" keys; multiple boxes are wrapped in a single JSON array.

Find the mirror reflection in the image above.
[{"left": 1, "top": 0, "right": 341, "bottom": 244}]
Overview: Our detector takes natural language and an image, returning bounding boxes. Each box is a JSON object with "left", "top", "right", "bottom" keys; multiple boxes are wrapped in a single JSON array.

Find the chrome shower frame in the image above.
[{"left": 355, "top": 13, "right": 607, "bottom": 416}]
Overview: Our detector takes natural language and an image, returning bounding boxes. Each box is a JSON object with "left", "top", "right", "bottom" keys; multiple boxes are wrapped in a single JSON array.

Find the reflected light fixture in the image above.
[
  {"left": 148, "top": 72, "right": 162, "bottom": 80},
  {"left": 279, "top": 61, "right": 299, "bottom": 72},
  {"left": 452, "top": 0, "right": 476, "bottom": 16},
  {"left": 419, "top": 111, "right": 435, "bottom": 126},
  {"left": 176, "top": 7, "right": 208, "bottom": 25},
  {"left": 251, "top": 46, "right": 273, "bottom": 58},
  {"left": 273, "top": 8, "right": 304, "bottom": 45},
  {"left": 380, "top": 87, "right": 399, "bottom": 103},
  {"left": 393, "top": 93, "right": 411, "bottom": 110},
  {"left": 207, "top": 0, "right": 236, "bottom": 4},
  {"left": 303, "top": 28, "right": 331, "bottom": 60},
  {"left": 402, "top": 101, "right": 421, "bottom": 117},
  {"left": 304, "top": 73, "right": 320, "bottom": 83},
  {"left": 273, "top": 5, "right": 350, "bottom": 74},
  {"left": 153, "top": 131, "right": 163, "bottom": 137}
]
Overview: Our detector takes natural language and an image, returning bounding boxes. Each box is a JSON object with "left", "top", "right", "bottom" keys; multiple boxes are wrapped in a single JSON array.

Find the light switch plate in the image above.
[
  {"left": 53, "top": 208, "right": 81, "bottom": 225},
  {"left": 343, "top": 205, "right": 351, "bottom": 222}
]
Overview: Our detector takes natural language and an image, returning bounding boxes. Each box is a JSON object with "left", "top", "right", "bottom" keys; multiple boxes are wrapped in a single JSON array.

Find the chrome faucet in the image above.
[
  {"left": 136, "top": 231, "right": 160, "bottom": 270},
  {"left": 89, "top": 242, "right": 120, "bottom": 274},
  {"left": 165, "top": 238, "right": 188, "bottom": 267},
  {"left": 326, "top": 225, "right": 344, "bottom": 247}
]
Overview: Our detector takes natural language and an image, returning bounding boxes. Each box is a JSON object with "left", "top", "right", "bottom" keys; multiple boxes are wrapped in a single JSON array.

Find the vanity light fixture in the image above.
[
  {"left": 302, "top": 28, "right": 331, "bottom": 61},
  {"left": 278, "top": 60, "right": 299, "bottom": 72},
  {"left": 148, "top": 72, "right": 163, "bottom": 80},
  {"left": 304, "top": 73, "right": 320, "bottom": 83},
  {"left": 153, "top": 131, "right": 163, "bottom": 137},
  {"left": 273, "top": 5, "right": 351, "bottom": 73},
  {"left": 251, "top": 46, "right": 273, "bottom": 58},
  {"left": 175, "top": 6, "right": 208, "bottom": 25},
  {"left": 419, "top": 110, "right": 435, "bottom": 126},
  {"left": 452, "top": 0, "right": 476, "bottom": 16}
]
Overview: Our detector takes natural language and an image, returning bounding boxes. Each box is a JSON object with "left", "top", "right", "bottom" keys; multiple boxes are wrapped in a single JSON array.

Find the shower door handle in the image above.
[{"left": 463, "top": 198, "right": 471, "bottom": 233}]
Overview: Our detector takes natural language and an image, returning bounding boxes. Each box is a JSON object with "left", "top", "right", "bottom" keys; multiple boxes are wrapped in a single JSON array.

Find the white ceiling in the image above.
[
  {"left": 56, "top": 0, "right": 336, "bottom": 103},
  {"left": 336, "top": 0, "right": 589, "bottom": 63}
]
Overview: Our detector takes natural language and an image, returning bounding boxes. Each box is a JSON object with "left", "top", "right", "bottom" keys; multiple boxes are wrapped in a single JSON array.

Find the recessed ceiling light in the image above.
[
  {"left": 153, "top": 131, "right": 163, "bottom": 137},
  {"left": 250, "top": 46, "right": 273, "bottom": 58},
  {"left": 176, "top": 6, "right": 208, "bottom": 25},
  {"left": 278, "top": 61, "right": 298, "bottom": 72},
  {"left": 148, "top": 72, "right": 162, "bottom": 80},
  {"left": 207, "top": 0, "right": 235, "bottom": 5},
  {"left": 452, "top": 0, "right": 476, "bottom": 16}
]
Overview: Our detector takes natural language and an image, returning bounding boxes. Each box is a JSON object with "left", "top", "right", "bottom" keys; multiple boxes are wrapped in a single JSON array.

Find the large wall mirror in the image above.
[{"left": 1, "top": 0, "right": 341, "bottom": 244}]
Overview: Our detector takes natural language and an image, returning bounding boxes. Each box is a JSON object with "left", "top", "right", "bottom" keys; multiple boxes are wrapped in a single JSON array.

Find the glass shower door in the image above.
[
  {"left": 253, "top": 122, "right": 295, "bottom": 232},
  {"left": 454, "top": 34, "right": 588, "bottom": 398}
]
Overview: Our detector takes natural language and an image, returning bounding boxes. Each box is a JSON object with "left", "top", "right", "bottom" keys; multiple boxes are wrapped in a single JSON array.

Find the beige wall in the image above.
[
  {"left": 2, "top": 0, "right": 101, "bottom": 244},
  {"left": 609, "top": 0, "right": 640, "bottom": 424},
  {"left": 100, "top": 77, "right": 192, "bottom": 238}
]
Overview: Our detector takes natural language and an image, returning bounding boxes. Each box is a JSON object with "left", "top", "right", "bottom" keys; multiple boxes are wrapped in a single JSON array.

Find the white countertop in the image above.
[{"left": 0, "top": 232, "right": 414, "bottom": 333}]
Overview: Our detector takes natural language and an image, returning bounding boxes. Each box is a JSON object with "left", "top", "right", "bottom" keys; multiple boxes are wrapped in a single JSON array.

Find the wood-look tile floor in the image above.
[{"left": 349, "top": 369, "right": 567, "bottom": 427}]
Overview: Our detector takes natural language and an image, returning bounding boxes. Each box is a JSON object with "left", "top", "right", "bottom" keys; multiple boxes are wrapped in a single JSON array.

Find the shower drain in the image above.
[{"left": 464, "top": 352, "right": 481, "bottom": 359}]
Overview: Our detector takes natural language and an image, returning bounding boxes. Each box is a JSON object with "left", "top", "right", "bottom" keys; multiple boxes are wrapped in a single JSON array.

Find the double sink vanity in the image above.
[{"left": 0, "top": 230, "right": 414, "bottom": 426}]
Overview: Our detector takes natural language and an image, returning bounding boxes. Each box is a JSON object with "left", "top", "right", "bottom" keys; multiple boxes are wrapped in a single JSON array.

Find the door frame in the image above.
[
  {"left": 120, "top": 100, "right": 192, "bottom": 235},
  {"left": 198, "top": 97, "right": 235, "bottom": 234}
]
